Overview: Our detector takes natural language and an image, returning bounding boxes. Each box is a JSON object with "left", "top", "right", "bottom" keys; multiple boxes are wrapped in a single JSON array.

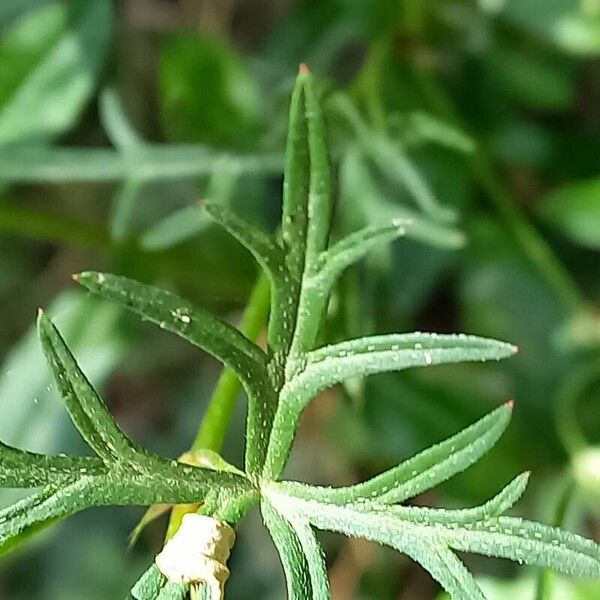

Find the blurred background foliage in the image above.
[{"left": 0, "top": 0, "right": 598, "bottom": 598}]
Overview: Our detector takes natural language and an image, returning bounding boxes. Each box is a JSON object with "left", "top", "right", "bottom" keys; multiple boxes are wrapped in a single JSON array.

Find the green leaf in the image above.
[
  {"left": 99, "top": 87, "right": 147, "bottom": 241},
  {"left": 413, "top": 545, "right": 485, "bottom": 600},
  {"left": 332, "top": 93, "right": 458, "bottom": 224},
  {"left": 203, "top": 201, "right": 285, "bottom": 283},
  {"left": 264, "top": 334, "right": 516, "bottom": 478},
  {"left": 339, "top": 146, "right": 465, "bottom": 249},
  {"left": 295, "top": 333, "right": 516, "bottom": 401},
  {"left": 315, "top": 221, "right": 410, "bottom": 293},
  {"left": 0, "top": 290, "right": 127, "bottom": 457},
  {"left": 451, "top": 517, "right": 600, "bottom": 577},
  {"left": 0, "top": 0, "right": 112, "bottom": 145},
  {"left": 0, "top": 442, "right": 103, "bottom": 488},
  {"left": 402, "top": 111, "right": 475, "bottom": 154},
  {"left": 1, "top": 314, "right": 254, "bottom": 555},
  {"left": 203, "top": 200, "right": 291, "bottom": 367},
  {"left": 281, "top": 403, "right": 515, "bottom": 505},
  {"left": 281, "top": 66, "right": 332, "bottom": 282},
  {"left": 0, "top": 145, "right": 283, "bottom": 183},
  {"left": 502, "top": 0, "right": 600, "bottom": 56},
  {"left": 159, "top": 35, "right": 260, "bottom": 146},
  {"left": 37, "top": 311, "right": 151, "bottom": 464},
  {"left": 261, "top": 500, "right": 313, "bottom": 599},
  {"left": 538, "top": 177, "right": 600, "bottom": 249},
  {"left": 100, "top": 87, "right": 143, "bottom": 149},
  {"left": 139, "top": 205, "right": 212, "bottom": 251},
  {"left": 140, "top": 162, "right": 240, "bottom": 251},
  {"left": 265, "top": 478, "right": 600, "bottom": 598},
  {"left": 74, "top": 271, "right": 268, "bottom": 392}
]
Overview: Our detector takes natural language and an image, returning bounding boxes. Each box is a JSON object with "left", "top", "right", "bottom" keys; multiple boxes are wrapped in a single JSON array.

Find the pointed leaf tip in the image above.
[
  {"left": 504, "top": 399, "right": 514, "bottom": 411},
  {"left": 37, "top": 308, "right": 44, "bottom": 319}
]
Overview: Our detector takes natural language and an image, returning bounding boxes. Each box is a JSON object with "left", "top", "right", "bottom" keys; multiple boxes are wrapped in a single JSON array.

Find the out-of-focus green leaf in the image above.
[
  {"left": 396, "top": 111, "right": 475, "bottom": 154},
  {"left": 490, "top": 120, "right": 554, "bottom": 167},
  {"left": 502, "top": 0, "right": 600, "bottom": 56},
  {"left": 0, "top": 0, "right": 112, "bottom": 145},
  {"left": 0, "top": 0, "right": 49, "bottom": 29},
  {"left": 489, "top": 45, "right": 574, "bottom": 111},
  {"left": 100, "top": 87, "right": 143, "bottom": 149},
  {"left": 339, "top": 147, "right": 465, "bottom": 249},
  {"left": 99, "top": 87, "right": 148, "bottom": 242},
  {"left": 140, "top": 159, "right": 241, "bottom": 251},
  {"left": 0, "top": 145, "right": 283, "bottom": 182},
  {"left": 538, "top": 177, "right": 600, "bottom": 249},
  {"left": 333, "top": 94, "right": 458, "bottom": 224},
  {"left": 160, "top": 35, "right": 261, "bottom": 146},
  {"left": 573, "top": 447, "right": 600, "bottom": 506}
]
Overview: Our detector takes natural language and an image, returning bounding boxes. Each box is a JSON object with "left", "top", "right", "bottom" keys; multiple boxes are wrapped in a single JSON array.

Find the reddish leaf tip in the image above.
[{"left": 299, "top": 63, "right": 310, "bottom": 75}]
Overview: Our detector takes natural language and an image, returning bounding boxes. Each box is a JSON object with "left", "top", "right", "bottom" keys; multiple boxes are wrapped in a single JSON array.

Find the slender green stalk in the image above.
[
  {"left": 191, "top": 273, "right": 270, "bottom": 452},
  {"left": 165, "top": 273, "right": 270, "bottom": 538}
]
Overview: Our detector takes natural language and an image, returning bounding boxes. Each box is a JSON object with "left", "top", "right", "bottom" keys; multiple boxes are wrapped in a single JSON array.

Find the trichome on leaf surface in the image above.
[{"left": 0, "top": 66, "right": 598, "bottom": 600}]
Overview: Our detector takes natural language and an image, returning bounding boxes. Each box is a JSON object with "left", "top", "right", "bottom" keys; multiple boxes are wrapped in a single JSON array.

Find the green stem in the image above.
[
  {"left": 192, "top": 273, "right": 270, "bottom": 451},
  {"left": 166, "top": 273, "right": 270, "bottom": 538}
]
